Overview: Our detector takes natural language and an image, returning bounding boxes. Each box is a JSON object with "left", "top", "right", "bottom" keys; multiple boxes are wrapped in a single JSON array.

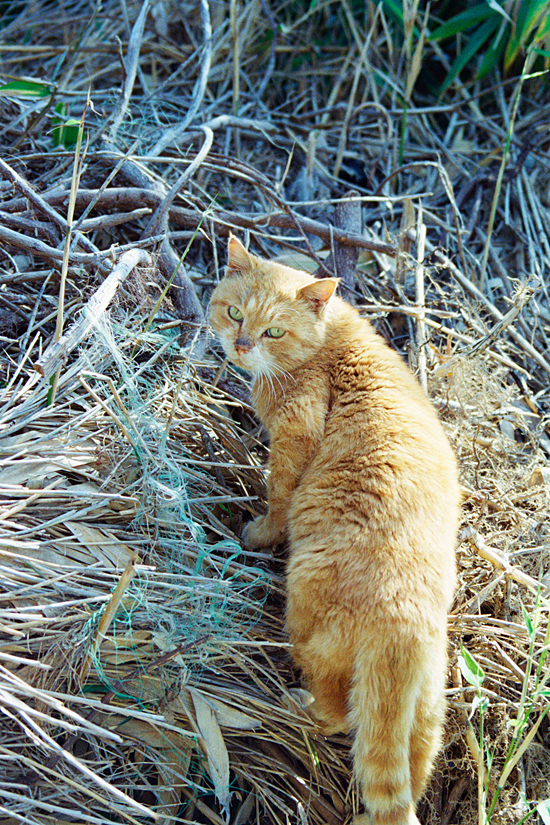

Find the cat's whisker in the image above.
[
  {"left": 258, "top": 372, "right": 271, "bottom": 403},
  {"left": 265, "top": 370, "right": 282, "bottom": 398},
  {"left": 256, "top": 368, "right": 276, "bottom": 404},
  {"left": 257, "top": 362, "right": 294, "bottom": 401},
  {"left": 269, "top": 362, "right": 296, "bottom": 386},
  {"left": 269, "top": 371, "right": 287, "bottom": 399}
]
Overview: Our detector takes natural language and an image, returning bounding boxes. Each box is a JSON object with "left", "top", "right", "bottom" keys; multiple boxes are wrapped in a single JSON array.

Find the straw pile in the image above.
[{"left": 1, "top": 2, "right": 550, "bottom": 824}]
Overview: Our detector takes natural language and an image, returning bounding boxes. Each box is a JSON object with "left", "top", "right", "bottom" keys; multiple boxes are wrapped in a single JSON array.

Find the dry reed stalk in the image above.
[{"left": 78, "top": 552, "right": 139, "bottom": 683}]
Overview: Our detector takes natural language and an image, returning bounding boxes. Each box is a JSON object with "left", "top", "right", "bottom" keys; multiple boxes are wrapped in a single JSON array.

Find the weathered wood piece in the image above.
[{"left": 34, "top": 248, "right": 151, "bottom": 378}]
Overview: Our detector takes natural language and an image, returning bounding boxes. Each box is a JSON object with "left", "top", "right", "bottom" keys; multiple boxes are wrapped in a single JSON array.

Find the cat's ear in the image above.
[
  {"left": 297, "top": 278, "right": 339, "bottom": 313},
  {"left": 227, "top": 234, "right": 254, "bottom": 274}
]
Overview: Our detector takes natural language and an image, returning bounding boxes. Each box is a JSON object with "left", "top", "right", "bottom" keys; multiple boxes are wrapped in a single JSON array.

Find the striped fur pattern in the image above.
[{"left": 209, "top": 236, "right": 460, "bottom": 825}]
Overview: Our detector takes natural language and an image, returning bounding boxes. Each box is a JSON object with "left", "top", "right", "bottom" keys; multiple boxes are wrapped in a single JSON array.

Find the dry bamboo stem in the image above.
[
  {"left": 109, "top": 0, "right": 152, "bottom": 141},
  {"left": 149, "top": 0, "right": 212, "bottom": 156}
]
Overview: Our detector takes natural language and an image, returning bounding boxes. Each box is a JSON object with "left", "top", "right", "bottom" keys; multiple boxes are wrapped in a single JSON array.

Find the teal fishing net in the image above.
[{"left": 78, "top": 309, "right": 268, "bottom": 691}]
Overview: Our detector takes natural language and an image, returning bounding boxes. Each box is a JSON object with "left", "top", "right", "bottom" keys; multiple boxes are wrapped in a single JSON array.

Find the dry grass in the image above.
[{"left": 1, "top": 1, "right": 550, "bottom": 824}]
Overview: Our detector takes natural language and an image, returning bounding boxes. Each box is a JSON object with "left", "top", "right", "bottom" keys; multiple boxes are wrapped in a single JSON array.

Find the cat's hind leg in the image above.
[{"left": 291, "top": 636, "right": 353, "bottom": 735}]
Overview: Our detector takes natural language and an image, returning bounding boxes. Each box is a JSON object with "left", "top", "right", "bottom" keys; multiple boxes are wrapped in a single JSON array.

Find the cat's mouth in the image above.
[
  {"left": 232, "top": 346, "right": 272, "bottom": 379},
  {"left": 231, "top": 344, "right": 256, "bottom": 372}
]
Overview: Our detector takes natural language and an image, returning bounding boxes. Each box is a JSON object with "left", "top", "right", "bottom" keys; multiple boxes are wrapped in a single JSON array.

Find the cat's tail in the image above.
[{"left": 348, "top": 631, "right": 446, "bottom": 825}]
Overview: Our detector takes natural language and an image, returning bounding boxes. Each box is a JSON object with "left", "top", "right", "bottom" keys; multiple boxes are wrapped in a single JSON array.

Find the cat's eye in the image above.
[
  {"left": 265, "top": 327, "right": 286, "bottom": 339},
  {"left": 228, "top": 306, "right": 243, "bottom": 322}
]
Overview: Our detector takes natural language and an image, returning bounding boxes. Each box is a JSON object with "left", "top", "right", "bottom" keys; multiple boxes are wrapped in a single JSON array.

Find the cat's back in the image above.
[
  {"left": 317, "top": 300, "right": 454, "bottom": 471},
  {"left": 288, "top": 300, "right": 459, "bottom": 611}
]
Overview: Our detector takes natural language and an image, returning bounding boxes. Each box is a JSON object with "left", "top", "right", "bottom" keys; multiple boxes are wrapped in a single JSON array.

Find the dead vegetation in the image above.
[{"left": 1, "top": 1, "right": 550, "bottom": 824}]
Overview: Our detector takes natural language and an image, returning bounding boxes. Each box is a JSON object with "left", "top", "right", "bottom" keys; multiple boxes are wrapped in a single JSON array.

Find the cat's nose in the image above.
[{"left": 235, "top": 337, "right": 253, "bottom": 355}]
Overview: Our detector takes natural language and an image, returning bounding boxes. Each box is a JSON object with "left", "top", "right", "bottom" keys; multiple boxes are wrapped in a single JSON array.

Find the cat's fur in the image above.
[{"left": 209, "top": 235, "right": 460, "bottom": 825}]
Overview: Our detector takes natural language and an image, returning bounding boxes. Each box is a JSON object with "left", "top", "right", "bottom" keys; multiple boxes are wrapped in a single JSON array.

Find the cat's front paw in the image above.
[{"left": 242, "top": 514, "right": 285, "bottom": 548}]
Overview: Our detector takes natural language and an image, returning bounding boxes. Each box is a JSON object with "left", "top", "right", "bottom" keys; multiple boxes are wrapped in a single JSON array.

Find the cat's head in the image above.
[{"left": 209, "top": 235, "right": 339, "bottom": 378}]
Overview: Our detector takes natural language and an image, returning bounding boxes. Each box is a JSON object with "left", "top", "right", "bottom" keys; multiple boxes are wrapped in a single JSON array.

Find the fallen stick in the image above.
[
  {"left": 0, "top": 157, "right": 109, "bottom": 271},
  {"left": 149, "top": 0, "right": 212, "bottom": 157},
  {"left": 0, "top": 224, "right": 106, "bottom": 268},
  {"left": 461, "top": 526, "right": 549, "bottom": 605},
  {"left": 417, "top": 234, "right": 550, "bottom": 377},
  {"left": 434, "top": 284, "right": 536, "bottom": 377},
  {"left": 9, "top": 187, "right": 397, "bottom": 256},
  {"left": 78, "top": 551, "right": 139, "bottom": 684},
  {"left": 34, "top": 248, "right": 151, "bottom": 378},
  {"left": 332, "top": 189, "right": 363, "bottom": 300}
]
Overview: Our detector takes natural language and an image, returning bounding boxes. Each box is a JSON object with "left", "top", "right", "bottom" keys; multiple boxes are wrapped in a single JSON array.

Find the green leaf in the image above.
[
  {"left": 52, "top": 104, "right": 80, "bottom": 149},
  {"left": 469, "top": 692, "right": 487, "bottom": 720},
  {"left": 522, "top": 605, "right": 535, "bottom": 639},
  {"left": 428, "top": 5, "right": 492, "bottom": 41},
  {"left": 0, "top": 79, "right": 52, "bottom": 98},
  {"left": 52, "top": 102, "right": 65, "bottom": 148},
  {"left": 458, "top": 647, "right": 485, "bottom": 690},
  {"left": 382, "top": 0, "right": 405, "bottom": 26},
  {"left": 380, "top": 0, "right": 403, "bottom": 25},
  {"left": 46, "top": 374, "right": 55, "bottom": 405},
  {"left": 504, "top": 0, "right": 550, "bottom": 70},
  {"left": 533, "top": 47, "right": 550, "bottom": 57},
  {"left": 478, "top": 19, "right": 510, "bottom": 78},
  {"left": 533, "top": 6, "right": 550, "bottom": 42},
  {"left": 439, "top": 15, "right": 500, "bottom": 94},
  {"left": 486, "top": 0, "right": 512, "bottom": 23}
]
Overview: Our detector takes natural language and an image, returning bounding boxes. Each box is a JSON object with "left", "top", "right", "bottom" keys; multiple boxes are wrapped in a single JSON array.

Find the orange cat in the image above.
[{"left": 209, "top": 235, "right": 460, "bottom": 825}]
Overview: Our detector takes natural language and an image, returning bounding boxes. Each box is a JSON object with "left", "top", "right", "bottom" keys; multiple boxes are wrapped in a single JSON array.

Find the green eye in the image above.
[
  {"left": 228, "top": 306, "right": 243, "bottom": 321},
  {"left": 265, "top": 327, "right": 286, "bottom": 339}
]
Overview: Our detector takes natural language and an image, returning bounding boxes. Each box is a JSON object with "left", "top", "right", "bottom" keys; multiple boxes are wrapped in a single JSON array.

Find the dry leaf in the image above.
[
  {"left": 191, "top": 690, "right": 231, "bottom": 818},
  {"left": 189, "top": 689, "right": 261, "bottom": 731},
  {"left": 65, "top": 521, "right": 135, "bottom": 568}
]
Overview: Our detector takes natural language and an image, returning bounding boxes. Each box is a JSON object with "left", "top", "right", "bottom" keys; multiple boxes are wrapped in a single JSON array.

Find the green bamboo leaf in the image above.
[
  {"left": 428, "top": 5, "right": 491, "bottom": 41},
  {"left": 439, "top": 15, "right": 500, "bottom": 94},
  {"left": 458, "top": 647, "right": 485, "bottom": 690},
  {"left": 522, "top": 605, "right": 535, "bottom": 639},
  {"left": 382, "top": 0, "right": 405, "bottom": 27},
  {"left": 0, "top": 79, "right": 52, "bottom": 98},
  {"left": 504, "top": 0, "right": 550, "bottom": 70},
  {"left": 533, "top": 7, "right": 550, "bottom": 41},
  {"left": 478, "top": 19, "right": 510, "bottom": 78},
  {"left": 486, "top": 0, "right": 512, "bottom": 22}
]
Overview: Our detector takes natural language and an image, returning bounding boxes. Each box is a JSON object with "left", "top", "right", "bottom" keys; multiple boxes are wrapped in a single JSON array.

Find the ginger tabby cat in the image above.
[{"left": 209, "top": 235, "right": 460, "bottom": 825}]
